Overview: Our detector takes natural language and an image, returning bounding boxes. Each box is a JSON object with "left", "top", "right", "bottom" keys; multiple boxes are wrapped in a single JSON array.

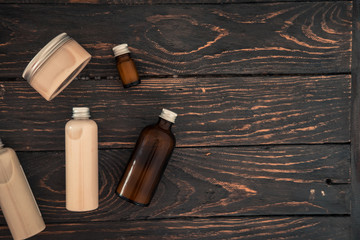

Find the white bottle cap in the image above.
[
  {"left": 0, "top": 138, "right": 3, "bottom": 148},
  {"left": 72, "top": 107, "right": 90, "bottom": 119},
  {"left": 113, "top": 44, "right": 131, "bottom": 57},
  {"left": 159, "top": 108, "right": 177, "bottom": 123}
]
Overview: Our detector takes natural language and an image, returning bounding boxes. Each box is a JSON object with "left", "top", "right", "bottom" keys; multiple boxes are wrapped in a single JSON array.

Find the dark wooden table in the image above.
[{"left": 0, "top": 0, "right": 356, "bottom": 239}]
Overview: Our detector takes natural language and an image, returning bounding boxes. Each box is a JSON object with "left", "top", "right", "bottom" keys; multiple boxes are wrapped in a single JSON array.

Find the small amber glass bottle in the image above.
[
  {"left": 113, "top": 44, "right": 141, "bottom": 88},
  {"left": 116, "top": 109, "right": 177, "bottom": 206}
]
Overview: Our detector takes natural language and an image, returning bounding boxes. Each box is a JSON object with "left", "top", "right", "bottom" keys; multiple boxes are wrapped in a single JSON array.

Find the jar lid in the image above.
[
  {"left": 113, "top": 44, "right": 131, "bottom": 57},
  {"left": 159, "top": 108, "right": 177, "bottom": 123},
  {"left": 22, "top": 33, "right": 72, "bottom": 82}
]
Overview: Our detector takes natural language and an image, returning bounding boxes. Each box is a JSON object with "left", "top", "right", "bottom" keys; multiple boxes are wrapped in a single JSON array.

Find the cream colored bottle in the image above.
[
  {"left": 65, "top": 107, "right": 98, "bottom": 211},
  {"left": 0, "top": 139, "right": 46, "bottom": 240}
]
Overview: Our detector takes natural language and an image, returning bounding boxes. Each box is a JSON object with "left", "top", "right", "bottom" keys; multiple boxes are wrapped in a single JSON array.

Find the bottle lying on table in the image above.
[
  {"left": 0, "top": 138, "right": 46, "bottom": 240},
  {"left": 116, "top": 109, "right": 177, "bottom": 206}
]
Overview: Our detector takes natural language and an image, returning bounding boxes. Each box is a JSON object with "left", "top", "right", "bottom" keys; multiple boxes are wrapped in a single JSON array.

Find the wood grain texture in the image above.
[
  {"left": 0, "top": 145, "right": 349, "bottom": 225},
  {"left": 0, "top": 1, "right": 353, "bottom": 239},
  {"left": 0, "top": 2, "right": 351, "bottom": 77},
  {"left": 0, "top": 75, "right": 351, "bottom": 151},
  {"left": 351, "top": 0, "right": 360, "bottom": 239},
  {"left": 0, "top": 217, "right": 351, "bottom": 240},
  {"left": 0, "top": 0, "right": 348, "bottom": 4}
]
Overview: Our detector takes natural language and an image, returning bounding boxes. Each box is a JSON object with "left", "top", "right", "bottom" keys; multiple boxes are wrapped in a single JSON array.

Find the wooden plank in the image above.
[
  {"left": 0, "top": 145, "right": 350, "bottom": 224},
  {"left": 0, "top": 2, "right": 351, "bottom": 77},
  {"left": 351, "top": 0, "right": 360, "bottom": 239},
  {"left": 0, "top": 217, "right": 351, "bottom": 240},
  {"left": 0, "top": 75, "right": 350, "bottom": 151},
  {"left": 0, "top": 0, "right": 348, "bottom": 4}
]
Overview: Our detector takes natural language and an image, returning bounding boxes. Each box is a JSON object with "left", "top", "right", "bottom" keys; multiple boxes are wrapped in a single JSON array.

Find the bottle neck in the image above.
[
  {"left": 116, "top": 53, "right": 131, "bottom": 62},
  {"left": 73, "top": 116, "right": 90, "bottom": 120},
  {"left": 157, "top": 118, "right": 173, "bottom": 130}
]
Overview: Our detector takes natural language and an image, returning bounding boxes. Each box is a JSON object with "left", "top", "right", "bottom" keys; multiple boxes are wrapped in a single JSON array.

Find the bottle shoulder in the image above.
[
  {"left": 141, "top": 124, "right": 175, "bottom": 143},
  {"left": 116, "top": 53, "right": 131, "bottom": 63},
  {"left": 0, "top": 147, "right": 16, "bottom": 156},
  {"left": 0, "top": 147, "right": 17, "bottom": 184},
  {"left": 66, "top": 119, "right": 97, "bottom": 128}
]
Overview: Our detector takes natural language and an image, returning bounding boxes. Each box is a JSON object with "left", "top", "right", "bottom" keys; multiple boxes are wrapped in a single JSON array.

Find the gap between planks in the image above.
[{"left": 0, "top": 72, "right": 352, "bottom": 82}]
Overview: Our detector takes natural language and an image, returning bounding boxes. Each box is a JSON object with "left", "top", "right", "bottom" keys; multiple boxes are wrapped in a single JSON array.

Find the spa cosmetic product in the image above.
[
  {"left": 113, "top": 44, "right": 141, "bottom": 88},
  {"left": 23, "top": 33, "right": 91, "bottom": 101},
  {"left": 65, "top": 107, "right": 98, "bottom": 211},
  {"left": 116, "top": 109, "right": 177, "bottom": 206},
  {"left": 0, "top": 139, "right": 46, "bottom": 240}
]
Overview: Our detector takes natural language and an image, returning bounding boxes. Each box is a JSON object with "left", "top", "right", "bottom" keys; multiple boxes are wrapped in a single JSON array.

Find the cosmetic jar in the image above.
[{"left": 22, "top": 33, "right": 91, "bottom": 101}]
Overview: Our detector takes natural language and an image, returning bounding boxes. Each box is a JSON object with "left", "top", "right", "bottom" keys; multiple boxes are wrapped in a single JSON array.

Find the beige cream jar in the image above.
[{"left": 22, "top": 33, "right": 91, "bottom": 101}]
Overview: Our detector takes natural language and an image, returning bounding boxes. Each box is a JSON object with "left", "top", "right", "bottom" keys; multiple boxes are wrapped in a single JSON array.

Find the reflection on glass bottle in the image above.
[{"left": 116, "top": 109, "right": 177, "bottom": 206}]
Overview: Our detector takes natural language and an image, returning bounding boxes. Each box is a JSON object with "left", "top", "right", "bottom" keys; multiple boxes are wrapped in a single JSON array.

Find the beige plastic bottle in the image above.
[
  {"left": 0, "top": 139, "right": 46, "bottom": 240},
  {"left": 65, "top": 107, "right": 98, "bottom": 212}
]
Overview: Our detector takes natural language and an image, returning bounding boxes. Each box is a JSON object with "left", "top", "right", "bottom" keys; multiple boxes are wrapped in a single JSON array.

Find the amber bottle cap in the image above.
[
  {"left": 113, "top": 44, "right": 131, "bottom": 57},
  {"left": 159, "top": 108, "right": 177, "bottom": 123}
]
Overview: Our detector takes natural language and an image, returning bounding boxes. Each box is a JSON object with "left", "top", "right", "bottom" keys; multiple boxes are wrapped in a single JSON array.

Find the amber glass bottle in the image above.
[
  {"left": 113, "top": 44, "right": 140, "bottom": 88},
  {"left": 116, "top": 109, "right": 177, "bottom": 206}
]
